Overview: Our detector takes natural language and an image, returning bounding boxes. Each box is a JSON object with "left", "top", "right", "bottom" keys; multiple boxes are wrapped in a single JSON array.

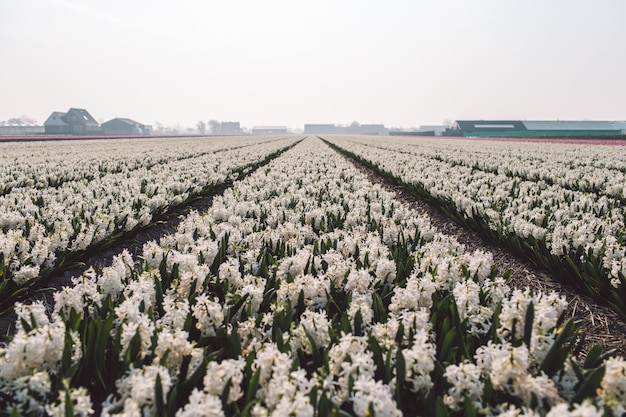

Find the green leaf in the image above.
[
  {"left": 318, "top": 391, "right": 330, "bottom": 416},
  {"left": 489, "top": 302, "right": 502, "bottom": 343},
  {"left": 226, "top": 293, "right": 250, "bottom": 323},
  {"left": 155, "top": 373, "right": 164, "bottom": 417},
  {"left": 372, "top": 293, "right": 388, "bottom": 323},
  {"left": 463, "top": 397, "right": 477, "bottom": 417},
  {"left": 154, "top": 275, "right": 164, "bottom": 316},
  {"left": 125, "top": 330, "right": 142, "bottom": 365},
  {"left": 571, "top": 366, "right": 605, "bottom": 404},
  {"left": 583, "top": 344, "right": 605, "bottom": 369},
  {"left": 354, "top": 309, "right": 363, "bottom": 337},
  {"left": 369, "top": 336, "right": 388, "bottom": 383},
  {"left": 64, "top": 388, "right": 74, "bottom": 417},
  {"left": 435, "top": 396, "right": 449, "bottom": 417},
  {"left": 395, "top": 349, "right": 406, "bottom": 405},
  {"left": 303, "top": 327, "right": 322, "bottom": 367},
  {"left": 245, "top": 367, "right": 261, "bottom": 405},
  {"left": 439, "top": 328, "right": 456, "bottom": 362},
  {"left": 540, "top": 319, "right": 578, "bottom": 377},
  {"left": 483, "top": 374, "right": 493, "bottom": 403},
  {"left": 340, "top": 313, "right": 352, "bottom": 334},
  {"left": 166, "top": 385, "right": 179, "bottom": 417},
  {"left": 523, "top": 302, "right": 534, "bottom": 348},
  {"left": 221, "top": 377, "right": 232, "bottom": 408},
  {"left": 62, "top": 329, "right": 73, "bottom": 372},
  {"left": 395, "top": 321, "right": 405, "bottom": 346}
]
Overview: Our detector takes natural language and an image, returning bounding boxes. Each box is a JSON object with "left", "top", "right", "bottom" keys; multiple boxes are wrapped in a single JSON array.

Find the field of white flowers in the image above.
[
  {"left": 0, "top": 136, "right": 300, "bottom": 315},
  {"left": 324, "top": 136, "right": 626, "bottom": 321},
  {"left": 1, "top": 136, "right": 625, "bottom": 416}
]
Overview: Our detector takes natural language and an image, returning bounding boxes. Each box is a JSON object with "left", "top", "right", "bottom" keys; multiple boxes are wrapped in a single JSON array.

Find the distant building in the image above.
[
  {"left": 102, "top": 118, "right": 152, "bottom": 135},
  {"left": 0, "top": 124, "right": 44, "bottom": 135},
  {"left": 390, "top": 125, "right": 448, "bottom": 137},
  {"left": 252, "top": 126, "right": 288, "bottom": 135},
  {"left": 522, "top": 121, "right": 620, "bottom": 136},
  {"left": 44, "top": 112, "right": 71, "bottom": 134},
  {"left": 219, "top": 122, "right": 242, "bottom": 134},
  {"left": 449, "top": 120, "right": 527, "bottom": 137},
  {"left": 304, "top": 124, "right": 337, "bottom": 134},
  {"left": 610, "top": 121, "right": 626, "bottom": 134},
  {"left": 448, "top": 120, "right": 622, "bottom": 137},
  {"left": 418, "top": 125, "right": 448, "bottom": 136},
  {"left": 355, "top": 124, "right": 389, "bottom": 135},
  {"left": 304, "top": 123, "right": 389, "bottom": 135},
  {"left": 44, "top": 108, "right": 101, "bottom": 134}
]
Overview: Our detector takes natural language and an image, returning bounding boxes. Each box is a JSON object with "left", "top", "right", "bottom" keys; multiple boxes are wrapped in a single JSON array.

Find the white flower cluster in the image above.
[
  {"left": 0, "top": 137, "right": 623, "bottom": 416},
  {"left": 0, "top": 302, "right": 82, "bottom": 415}
]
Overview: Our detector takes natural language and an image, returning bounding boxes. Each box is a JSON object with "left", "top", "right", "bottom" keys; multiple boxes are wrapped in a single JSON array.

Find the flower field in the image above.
[
  {"left": 324, "top": 136, "right": 626, "bottom": 321},
  {"left": 0, "top": 136, "right": 300, "bottom": 315},
  {"left": 1, "top": 136, "right": 626, "bottom": 416}
]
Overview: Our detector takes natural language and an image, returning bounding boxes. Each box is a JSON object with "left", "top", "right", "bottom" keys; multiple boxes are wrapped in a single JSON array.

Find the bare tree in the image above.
[
  {"left": 208, "top": 120, "right": 220, "bottom": 134},
  {"left": 197, "top": 121, "right": 207, "bottom": 134},
  {"left": 4, "top": 116, "right": 37, "bottom": 125}
]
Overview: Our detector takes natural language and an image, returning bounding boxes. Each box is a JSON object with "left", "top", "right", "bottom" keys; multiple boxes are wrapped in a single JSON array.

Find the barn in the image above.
[
  {"left": 101, "top": 118, "right": 152, "bottom": 135},
  {"left": 450, "top": 120, "right": 622, "bottom": 137}
]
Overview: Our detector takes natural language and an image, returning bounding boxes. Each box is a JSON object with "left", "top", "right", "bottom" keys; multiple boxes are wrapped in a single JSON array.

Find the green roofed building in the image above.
[{"left": 449, "top": 120, "right": 622, "bottom": 137}]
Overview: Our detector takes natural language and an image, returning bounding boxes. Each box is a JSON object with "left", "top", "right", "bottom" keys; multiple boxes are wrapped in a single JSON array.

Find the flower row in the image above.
[
  {"left": 323, "top": 136, "right": 626, "bottom": 319},
  {"left": 0, "top": 136, "right": 287, "bottom": 195},
  {"left": 0, "top": 136, "right": 300, "bottom": 312},
  {"left": 356, "top": 137, "right": 626, "bottom": 199}
]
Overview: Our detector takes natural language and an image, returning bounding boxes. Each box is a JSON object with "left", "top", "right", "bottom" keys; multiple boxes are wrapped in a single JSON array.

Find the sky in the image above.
[{"left": 1, "top": 0, "right": 626, "bottom": 130}]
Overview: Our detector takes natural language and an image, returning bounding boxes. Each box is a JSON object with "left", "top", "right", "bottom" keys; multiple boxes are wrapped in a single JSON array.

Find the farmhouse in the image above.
[
  {"left": 101, "top": 118, "right": 152, "bottom": 135},
  {"left": 449, "top": 120, "right": 622, "bottom": 137},
  {"left": 44, "top": 108, "right": 101, "bottom": 134}
]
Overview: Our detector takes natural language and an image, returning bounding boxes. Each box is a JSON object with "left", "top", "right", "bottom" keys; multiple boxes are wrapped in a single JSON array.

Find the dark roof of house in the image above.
[{"left": 66, "top": 108, "right": 99, "bottom": 126}]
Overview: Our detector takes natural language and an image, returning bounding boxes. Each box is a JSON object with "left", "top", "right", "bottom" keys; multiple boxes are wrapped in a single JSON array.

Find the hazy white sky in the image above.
[{"left": 1, "top": 0, "right": 625, "bottom": 129}]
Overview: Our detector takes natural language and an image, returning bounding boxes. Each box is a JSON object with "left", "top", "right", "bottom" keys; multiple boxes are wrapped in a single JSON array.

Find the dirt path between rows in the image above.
[{"left": 339, "top": 150, "right": 626, "bottom": 358}]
